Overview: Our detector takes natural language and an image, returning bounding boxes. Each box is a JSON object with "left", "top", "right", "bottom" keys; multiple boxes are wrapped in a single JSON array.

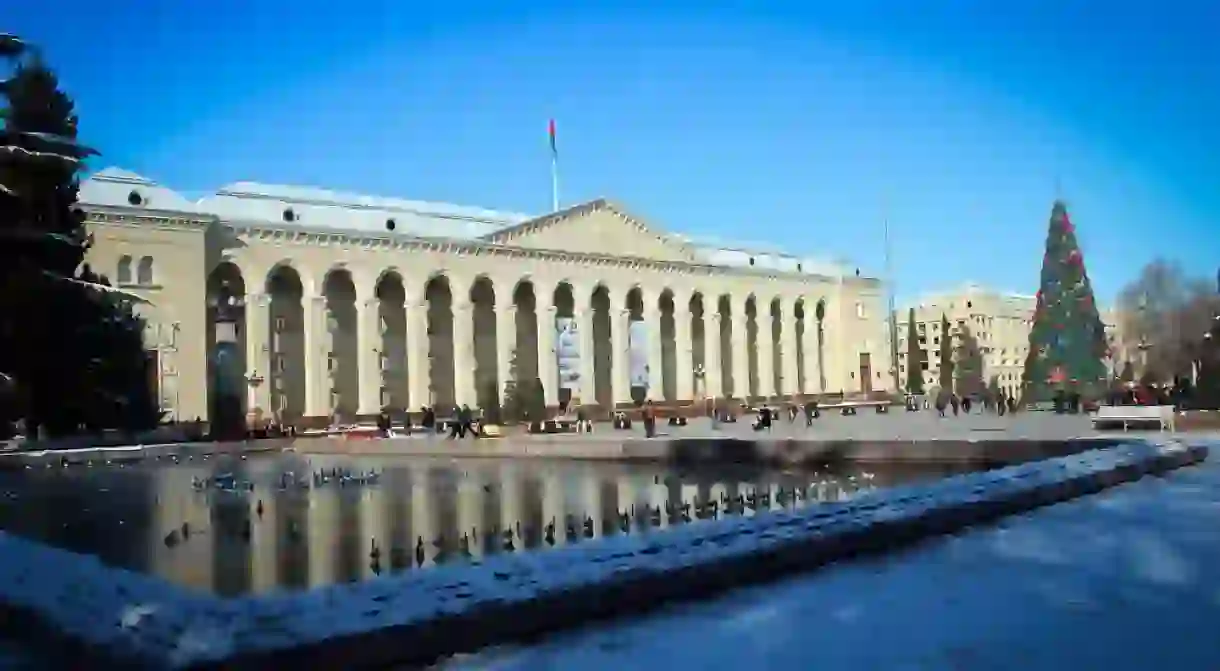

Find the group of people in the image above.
[
  {"left": 375, "top": 404, "right": 484, "bottom": 439},
  {"left": 751, "top": 401, "right": 821, "bottom": 431}
]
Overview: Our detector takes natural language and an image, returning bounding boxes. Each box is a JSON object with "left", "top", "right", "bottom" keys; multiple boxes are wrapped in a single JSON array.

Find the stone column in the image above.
[
  {"left": 705, "top": 313, "right": 723, "bottom": 402},
  {"left": 674, "top": 302, "right": 694, "bottom": 401},
  {"left": 303, "top": 296, "right": 328, "bottom": 418},
  {"left": 452, "top": 300, "right": 476, "bottom": 406},
  {"left": 757, "top": 315, "right": 775, "bottom": 400},
  {"left": 357, "top": 298, "right": 381, "bottom": 416},
  {"left": 801, "top": 309, "right": 816, "bottom": 395},
  {"left": 732, "top": 310, "right": 749, "bottom": 401},
  {"left": 245, "top": 293, "right": 272, "bottom": 415},
  {"left": 537, "top": 306, "right": 558, "bottom": 408},
  {"left": 495, "top": 305, "right": 515, "bottom": 407},
  {"left": 612, "top": 309, "right": 632, "bottom": 405},
  {"left": 784, "top": 309, "right": 800, "bottom": 396},
  {"left": 576, "top": 308, "right": 597, "bottom": 407},
  {"left": 643, "top": 303, "right": 664, "bottom": 401},
  {"left": 406, "top": 301, "right": 430, "bottom": 411}
]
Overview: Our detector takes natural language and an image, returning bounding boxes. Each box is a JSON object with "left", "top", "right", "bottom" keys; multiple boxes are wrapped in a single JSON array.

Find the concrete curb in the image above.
[{"left": 0, "top": 440, "right": 1206, "bottom": 670}]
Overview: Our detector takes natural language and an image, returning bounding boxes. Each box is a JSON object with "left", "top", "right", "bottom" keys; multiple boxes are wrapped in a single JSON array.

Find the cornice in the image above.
[
  {"left": 83, "top": 206, "right": 211, "bottom": 232},
  {"left": 82, "top": 206, "right": 879, "bottom": 289}
]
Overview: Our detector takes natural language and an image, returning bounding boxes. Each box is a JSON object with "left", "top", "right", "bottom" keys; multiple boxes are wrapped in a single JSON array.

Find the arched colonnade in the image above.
[{"left": 206, "top": 262, "right": 835, "bottom": 423}]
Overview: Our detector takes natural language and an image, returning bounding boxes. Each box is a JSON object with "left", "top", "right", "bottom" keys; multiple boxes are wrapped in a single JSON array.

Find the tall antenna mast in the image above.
[{"left": 884, "top": 195, "right": 900, "bottom": 393}]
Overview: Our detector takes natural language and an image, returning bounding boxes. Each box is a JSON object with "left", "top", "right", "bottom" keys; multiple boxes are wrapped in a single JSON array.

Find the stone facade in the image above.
[
  {"left": 898, "top": 284, "right": 1036, "bottom": 399},
  {"left": 80, "top": 168, "right": 893, "bottom": 425}
]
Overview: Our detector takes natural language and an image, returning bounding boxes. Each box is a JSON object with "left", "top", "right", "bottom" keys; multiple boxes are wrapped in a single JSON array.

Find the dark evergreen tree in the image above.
[
  {"left": 0, "top": 43, "right": 160, "bottom": 437},
  {"left": 954, "top": 325, "right": 985, "bottom": 397},
  {"left": 904, "top": 308, "right": 924, "bottom": 394},
  {"left": 938, "top": 314, "right": 954, "bottom": 391},
  {"left": 1119, "top": 360, "right": 1135, "bottom": 384},
  {"left": 1020, "top": 201, "right": 1109, "bottom": 403}
]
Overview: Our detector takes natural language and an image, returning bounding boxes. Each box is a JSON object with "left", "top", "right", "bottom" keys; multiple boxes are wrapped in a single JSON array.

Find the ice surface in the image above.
[
  {"left": 443, "top": 439, "right": 1220, "bottom": 671},
  {"left": 0, "top": 438, "right": 1202, "bottom": 669}
]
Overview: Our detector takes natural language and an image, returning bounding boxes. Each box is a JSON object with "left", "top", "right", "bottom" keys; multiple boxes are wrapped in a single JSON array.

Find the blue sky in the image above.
[{"left": 9, "top": 0, "right": 1219, "bottom": 305}]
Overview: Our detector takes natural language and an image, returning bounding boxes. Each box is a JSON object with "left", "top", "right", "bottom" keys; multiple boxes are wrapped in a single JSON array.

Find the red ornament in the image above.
[{"left": 1049, "top": 366, "right": 1066, "bottom": 384}]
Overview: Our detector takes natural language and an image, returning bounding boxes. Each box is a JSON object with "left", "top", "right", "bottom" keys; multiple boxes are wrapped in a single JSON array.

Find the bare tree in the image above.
[{"left": 1117, "top": 259, "right": 1220, "bottom": 379}]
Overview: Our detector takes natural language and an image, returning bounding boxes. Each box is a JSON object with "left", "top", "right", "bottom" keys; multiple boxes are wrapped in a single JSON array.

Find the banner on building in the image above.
[
  {"left": 555, "top": 317, "right": 581, "bottom": 390},
  {"left": 628, "top": 320, "right": 650, "bottom": 389}
]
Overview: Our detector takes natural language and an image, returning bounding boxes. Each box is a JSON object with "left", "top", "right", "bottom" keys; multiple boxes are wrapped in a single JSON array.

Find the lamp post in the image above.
[{"left": 209, "top": 279, "right": 245, "bottom": 440}]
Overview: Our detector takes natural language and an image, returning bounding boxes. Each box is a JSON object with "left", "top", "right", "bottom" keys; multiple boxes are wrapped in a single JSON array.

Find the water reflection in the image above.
[{"left": 0, "top": 455, "right": 973, "bottom": 596}]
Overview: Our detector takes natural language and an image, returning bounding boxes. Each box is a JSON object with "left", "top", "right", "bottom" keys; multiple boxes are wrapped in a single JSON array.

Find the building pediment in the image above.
[{"left": 481, "top": 199, "right": 698, "bottom": 263}]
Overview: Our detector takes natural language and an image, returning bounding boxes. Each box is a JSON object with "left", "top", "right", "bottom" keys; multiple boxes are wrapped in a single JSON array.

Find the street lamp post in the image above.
[{"left": 209, "top": 279, "right": 245, "bottom": 440}]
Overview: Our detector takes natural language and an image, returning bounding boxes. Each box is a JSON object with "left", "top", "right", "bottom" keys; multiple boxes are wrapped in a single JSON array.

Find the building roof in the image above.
[
  {"left": 78, "top": 167, "right": 867, "bottom": 279},
  {"left": 78, "top": 167, "right": 201, "bottom": 213}
]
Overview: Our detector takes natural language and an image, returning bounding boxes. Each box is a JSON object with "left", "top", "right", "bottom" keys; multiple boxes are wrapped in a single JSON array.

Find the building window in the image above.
[
  {"left": 327, "top": 355, "right": 337, "bottom": 372},
  {"left": 117, "top": 255, "right": 133, "bottom": 284},
  {"left": 274, "top": 316, "right": 287, "bottom": 333},
  {"left": 136, "top": 256, "right": 154, "bottom": 285},
  {"left": 855, "top": 302, "right": 865, "bottom": 319},
  {"left": 921, "top": 361, "right": 929, "bottom": 371},
  {"left": 127, "top": 190, "right": 144, "bottom": 206},
  {"left": 275, "top": 356, "right": 286, "bottom": 373},
  {"left": 381, "top": 388, "right": 392, "bottom": 407}
]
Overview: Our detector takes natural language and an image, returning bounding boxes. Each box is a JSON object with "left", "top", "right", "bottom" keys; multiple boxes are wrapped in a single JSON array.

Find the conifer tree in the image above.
[
  {"left": 954, "top": 325, "right": 985, "bottom": 397},
  {"left": 1020, "top": 201, "right": 1109, "bottom": 403},
  {"left": 904, "top": 308, "right": 924, "bottom": 394},
  {"left": 0, "top": 40, "right": 160, "bottom": 436},
  {"left": 938, "top": 314, "right": 954, "bottom": 391}
]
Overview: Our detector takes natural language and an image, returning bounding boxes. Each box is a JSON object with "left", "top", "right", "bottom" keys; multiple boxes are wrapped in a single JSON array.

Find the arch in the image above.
[
  {"left": 424, "top": 274, "right": 456, "bottom": 409},
  {"left": 794, "top": 298, "right": 808, "bottom": 395},
  {"left": 469, "top": 276, "right": 499, "bottom": 415},
  {"left": 591, "top": 284, "right": 613, "bottom": 411},
  {"left": 689, "top": 292, "right": 706, "bottom": 400},
  {"left": 376, "top": 272, "right": 409, "bottom": 411},
  {"left": 814, "top": 298, "right": 827, "bottom": 393},
  {"left": 375, "top": 268, "right": 409, "bottom": 300},
  {"left": 322, "top": 268, "right": 359, "bottom": 420},
  {"left": 206, "top": 262, "right": 248, "bottom": 428},
  {"left": 117, "top": 255, "right": 133, "bottom": 284},
  {"left": 551, "top": 282, "right": 577, "bottom": 408},
  {"left": 552, "top": 281, "right": 575, "bottom": 317},
  {"left": 509, "top": 279, "right": 541, "bottom": 419},
  {"left": 265, "top": 264, "right": 305, "bottom": 423},
  {"left": 136, "top": 256, "right": 154, "bottom": 285},
  {"left": 658, "top": 289, "right": 677, "bottom": 402},
  {"left": 769, "top": 297, "right": 783, "bottom": 398},
  {"left": 745, "top": 295, "right": 760, "bottom": 400},
  {"left": 717, "top": 294, "right": 734, "bottom": 398},
  {"left": 625, "top": 287, "right": 646, "bottom": 404}
]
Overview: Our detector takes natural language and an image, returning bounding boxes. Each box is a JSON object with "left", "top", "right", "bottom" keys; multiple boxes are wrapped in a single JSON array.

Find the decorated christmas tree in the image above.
[{"left": 1020, "top": 200, "right": 1109, "bottom": 403}]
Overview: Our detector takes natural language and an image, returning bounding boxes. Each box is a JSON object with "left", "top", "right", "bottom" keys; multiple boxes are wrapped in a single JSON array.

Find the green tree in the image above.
[
  {"left": 954, "top": 325, "right": 985, "bottom": 397},
  {"left": 904, "top": 308, "right": 924, "bottom": 394},
  {"left": 938, "top": 314, "right": 954, "bottom": 391},
  {"left": 1020, "top": 201, "right": 1109, "bottom": 403},
  {"left": 0, "top": 42, "right": 160, "bottom": 437}
]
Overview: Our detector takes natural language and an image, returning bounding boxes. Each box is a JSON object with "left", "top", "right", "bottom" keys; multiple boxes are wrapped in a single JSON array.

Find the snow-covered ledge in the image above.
[{"left": 0, "top": 439, "right": 1206, "bottom": 670}]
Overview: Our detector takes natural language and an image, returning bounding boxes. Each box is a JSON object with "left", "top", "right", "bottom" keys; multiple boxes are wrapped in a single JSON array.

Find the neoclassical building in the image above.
[{"left": 79, "top": 167, "right": 893, "bottom": 425}]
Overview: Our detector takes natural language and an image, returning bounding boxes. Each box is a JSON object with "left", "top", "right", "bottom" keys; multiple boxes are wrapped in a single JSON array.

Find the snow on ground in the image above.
[{"left": 444, "top": 440, "right": 1220, "bottom": 671}]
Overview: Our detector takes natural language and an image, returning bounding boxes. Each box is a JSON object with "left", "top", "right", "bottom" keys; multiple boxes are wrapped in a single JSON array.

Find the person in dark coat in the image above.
[
  {"left": 950, "top": 394, "right": 960, "bottom": 416},
  {"left": 642, "top": 401, "right": 657, "bottom": 438},
  {"left": 934, "top": 389, "right": 949, "bottom": 417}
]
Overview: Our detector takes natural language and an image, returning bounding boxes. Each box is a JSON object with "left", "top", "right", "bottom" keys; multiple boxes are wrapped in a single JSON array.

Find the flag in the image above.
[{"left": 549, "top": 119, "right": 557, "bottom": 159}]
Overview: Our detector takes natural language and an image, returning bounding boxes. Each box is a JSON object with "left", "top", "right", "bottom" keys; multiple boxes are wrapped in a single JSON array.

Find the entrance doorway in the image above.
[{"left": 858, "top": 353, "right": 872, "bottom": 394}]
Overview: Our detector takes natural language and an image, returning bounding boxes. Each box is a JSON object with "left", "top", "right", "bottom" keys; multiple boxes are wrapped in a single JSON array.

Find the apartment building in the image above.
[{"left": 896, "top": 284, "right": 1036, "bottom": 399}]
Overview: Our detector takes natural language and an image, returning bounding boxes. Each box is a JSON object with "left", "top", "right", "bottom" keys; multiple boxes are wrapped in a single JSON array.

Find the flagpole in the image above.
[{"left": 551, "top": 152, "right": 560, "bottom": 212}]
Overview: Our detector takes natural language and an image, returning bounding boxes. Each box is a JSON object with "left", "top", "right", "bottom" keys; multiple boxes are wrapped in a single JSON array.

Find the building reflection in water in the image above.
[{"left": 0, "top": 455, "right": 973, "bottom": 597}]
